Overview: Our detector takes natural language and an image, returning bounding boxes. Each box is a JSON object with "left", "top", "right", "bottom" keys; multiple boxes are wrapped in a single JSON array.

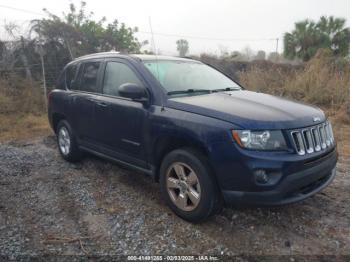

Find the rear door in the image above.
[
  {"left": 93, "top": 59, "right": 150, "bottom": 167},
  {"left": 69, "top": 60, "right": 103, "bottom": 145}
]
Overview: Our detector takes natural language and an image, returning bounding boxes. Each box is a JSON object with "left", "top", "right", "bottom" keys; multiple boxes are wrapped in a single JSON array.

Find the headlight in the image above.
[{"left": 232, "top": 130, "right": 287, "bottom": 151}]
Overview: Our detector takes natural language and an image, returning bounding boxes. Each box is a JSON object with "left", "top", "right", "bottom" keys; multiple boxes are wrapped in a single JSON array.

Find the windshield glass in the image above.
[{"left": 143, "top": 60, "right": 241, "bottom": 95}]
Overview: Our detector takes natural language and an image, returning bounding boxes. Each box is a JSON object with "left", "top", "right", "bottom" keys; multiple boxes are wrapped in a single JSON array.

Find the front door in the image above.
[{"left": 94, "top": 59, "right": 149, "bottom": 168}]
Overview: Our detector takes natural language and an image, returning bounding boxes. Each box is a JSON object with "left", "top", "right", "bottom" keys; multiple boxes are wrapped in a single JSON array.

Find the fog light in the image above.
[{"left": 254, "top": 170, "right": 269, "bottom": 184}]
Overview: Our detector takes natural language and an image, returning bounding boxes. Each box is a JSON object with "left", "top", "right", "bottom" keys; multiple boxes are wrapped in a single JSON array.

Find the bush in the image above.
[
  {"left": 238, "top": 49, "right": 350, "bottom": 110},
  {"left": 0, "top": 76, "right": 46, "bottom": 115},
  {"left": 0, "top": 76, "right": 50, "bottom": 142}
]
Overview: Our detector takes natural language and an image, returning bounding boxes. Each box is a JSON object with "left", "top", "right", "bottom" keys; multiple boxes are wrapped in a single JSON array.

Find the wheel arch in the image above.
[
  {"left": 52, "top": 113, "right": 66, "bottom": 134},
  {"left": 152, "top": 134, "right": 212, "bottom": 182}
]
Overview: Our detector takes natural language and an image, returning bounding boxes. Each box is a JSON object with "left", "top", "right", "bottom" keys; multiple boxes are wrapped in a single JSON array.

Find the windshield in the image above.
[{"left": 143, "top": 60, "right": 241, "bottom": 95}]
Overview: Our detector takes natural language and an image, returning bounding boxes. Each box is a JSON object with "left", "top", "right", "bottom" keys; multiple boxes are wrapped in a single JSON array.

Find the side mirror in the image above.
[{"left": 118, "top": 83, "right": 149, "bottom": 104}]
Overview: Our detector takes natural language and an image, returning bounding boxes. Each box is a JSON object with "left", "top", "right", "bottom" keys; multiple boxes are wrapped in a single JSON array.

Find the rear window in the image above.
[
  {"left": 79, "top": 62, "right": 101, "bottom": 93},
  {"left": 55, "top": 70, "right": 65, "bottom": 90},
  {"left": 65, "top": 64, "right": 78, "bottom": 89}
]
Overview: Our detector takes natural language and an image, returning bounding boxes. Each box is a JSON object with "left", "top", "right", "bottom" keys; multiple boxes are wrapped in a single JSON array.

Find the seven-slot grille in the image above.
[{"left": 291, "top": 121, "right": 334, "bottom": 155}]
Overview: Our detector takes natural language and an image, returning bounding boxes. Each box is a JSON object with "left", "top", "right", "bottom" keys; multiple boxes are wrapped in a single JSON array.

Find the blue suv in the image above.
[{"left": 48, "top": 53, "right": 338, "bottom": 222}]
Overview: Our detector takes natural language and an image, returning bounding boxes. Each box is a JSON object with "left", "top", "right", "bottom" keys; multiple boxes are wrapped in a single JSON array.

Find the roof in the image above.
[{"left": 72, "top": 52, "right": 199, "bottom": 63}]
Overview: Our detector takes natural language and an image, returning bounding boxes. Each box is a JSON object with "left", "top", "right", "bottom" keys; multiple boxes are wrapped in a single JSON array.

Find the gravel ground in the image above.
[{"left": 0, "top": 136, "right": 349, "bottom": 259}]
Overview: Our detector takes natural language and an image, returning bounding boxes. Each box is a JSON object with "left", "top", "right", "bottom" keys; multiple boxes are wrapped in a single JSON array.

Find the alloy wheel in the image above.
[
  {"left": 166, "top": 162, "right": 201, "bottom": 211},
  {"left": 58, "top": 126, "right": 71, "bottom": 156}
]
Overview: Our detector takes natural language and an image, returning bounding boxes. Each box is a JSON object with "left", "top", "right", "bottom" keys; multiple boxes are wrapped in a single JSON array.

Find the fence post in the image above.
[
  {"left": 35, "top": 42, "right": 47, "bottom": 110},
  {"left": 20, "top": 36, "right": 33, "bottom": 87},
  {"left": 40, "top": 53, "right": 47, "bottom": 109}
]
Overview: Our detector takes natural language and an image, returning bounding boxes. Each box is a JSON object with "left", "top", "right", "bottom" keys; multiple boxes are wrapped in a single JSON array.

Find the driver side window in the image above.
[{"left": 102, "top": 62, "right": 142, "bottom": 97}]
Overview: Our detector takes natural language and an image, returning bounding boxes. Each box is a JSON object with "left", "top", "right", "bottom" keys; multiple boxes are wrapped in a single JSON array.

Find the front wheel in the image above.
[{"left": 159, "top": 148, "right": 222, "bottom": 223}]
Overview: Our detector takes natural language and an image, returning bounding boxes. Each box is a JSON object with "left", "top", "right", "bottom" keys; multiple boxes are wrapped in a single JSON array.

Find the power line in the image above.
[
  {"left": 138, "top": 30, "right": 277, "bottom": 42},
  {"left": 0, "top": 3, "right": 281, "bottom": 51},
  {"left": 0, "top": 4, "right": 45, "bottom": 16},
  {"left": 0, "top": 4, "right": 278, "bottom": 42}
]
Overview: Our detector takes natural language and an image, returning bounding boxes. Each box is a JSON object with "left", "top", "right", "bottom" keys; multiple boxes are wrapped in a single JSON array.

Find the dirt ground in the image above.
[{"left": 0, "top": 136, "right": 349, "bottom": 259}]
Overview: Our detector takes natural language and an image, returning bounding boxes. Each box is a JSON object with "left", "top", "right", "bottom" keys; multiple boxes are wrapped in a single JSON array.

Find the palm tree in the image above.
[
  {"left": 316, "top": 16, "right": 350, "bottom": 57},
  {"left": 176, "top": 39, "right": 189, "bottom": 57},
  {"left": 284, "top": 16, "right": 350, "bottom": 61}
]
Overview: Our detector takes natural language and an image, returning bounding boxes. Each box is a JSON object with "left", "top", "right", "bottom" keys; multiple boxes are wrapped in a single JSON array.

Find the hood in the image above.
[{"left": 166, "top": 90, "right": 325, "bottom": 129}]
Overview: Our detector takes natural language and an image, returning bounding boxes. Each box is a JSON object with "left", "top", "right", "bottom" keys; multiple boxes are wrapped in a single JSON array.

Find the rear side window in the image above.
[
  {"left": 102, "top": 62, "right": 142, "bottom": 97},
  {"left": 56, "top": 70, "right": 65, "bottom": 90},
  {"left": 79, "top": 62, "right": 101, "bottom": 93},
  {"left": 65, "top": 64, "right": 78, "bottom": 89}
]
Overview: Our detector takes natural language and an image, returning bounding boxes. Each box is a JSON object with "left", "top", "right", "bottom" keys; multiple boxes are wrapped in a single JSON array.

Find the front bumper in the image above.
[{"left": 222, "top": 148, "right": 338, "bottom": 207}]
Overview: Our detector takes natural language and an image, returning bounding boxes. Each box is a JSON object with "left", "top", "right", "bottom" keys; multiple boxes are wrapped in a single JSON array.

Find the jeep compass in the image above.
[{"left": 48, "top": 52, "right": 338, "bottom": 222}]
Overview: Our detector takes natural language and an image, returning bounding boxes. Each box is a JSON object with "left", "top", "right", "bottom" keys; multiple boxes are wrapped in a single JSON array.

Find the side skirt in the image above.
[{"left": 79, "top": 145, "right": 156, "bottom": 179}]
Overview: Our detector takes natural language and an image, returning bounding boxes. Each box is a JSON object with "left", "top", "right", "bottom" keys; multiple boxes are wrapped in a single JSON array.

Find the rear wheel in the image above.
[
  {"left": 56, "top": 120, "right": 82, "bottom": 162},
  {"left": 160, "top": 148, "right": 222, "bottom": 223}
]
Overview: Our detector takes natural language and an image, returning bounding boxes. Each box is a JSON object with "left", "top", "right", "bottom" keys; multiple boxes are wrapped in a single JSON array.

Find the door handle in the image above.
[
  {"left": 96, "top": 101, "right": 108, "bottom": 107},
  {"left": 87, "top": 97, "right": 96, "bottom": 102},
  {"left": 86, "top": 97, "right": 108, "bottom": 107}
]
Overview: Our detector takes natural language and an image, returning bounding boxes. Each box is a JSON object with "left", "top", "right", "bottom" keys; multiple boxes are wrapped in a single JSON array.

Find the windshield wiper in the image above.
[
  {"left": 212, "top": 87, "right": 241, "bottom": 92},
  {"left": 167, "top": 89, "right": 212, "bottom": 95}
]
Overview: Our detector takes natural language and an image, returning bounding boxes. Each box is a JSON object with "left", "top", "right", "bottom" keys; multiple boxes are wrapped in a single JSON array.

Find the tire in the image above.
[
  {"left": 159, "top": 148, "right": 222, "bottom": 223},
  {"left": 56, "top": 120, "right": 82, "bottom": 162}
]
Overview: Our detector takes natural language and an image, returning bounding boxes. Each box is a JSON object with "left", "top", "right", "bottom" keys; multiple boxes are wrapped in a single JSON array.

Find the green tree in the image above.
[
  {"left": 284, "top": 16, "right": 350, "bottom": 61},
  {"left": 31, "top": 1, "right": 145, "bottom": 59},
  {"left": 176, "top": 39, "right": 189, "bottom": 57},
  {"left": 317, "top": 16, "right": 350, "bottom": 57},
  {"left": 25, "top": 1, "right": 147, "bottom": 85}
]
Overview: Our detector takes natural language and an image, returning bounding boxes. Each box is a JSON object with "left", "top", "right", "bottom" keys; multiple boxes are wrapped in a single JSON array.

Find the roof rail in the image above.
[{"left": 74, "top": 51, "right": 121, "bottom": 60}]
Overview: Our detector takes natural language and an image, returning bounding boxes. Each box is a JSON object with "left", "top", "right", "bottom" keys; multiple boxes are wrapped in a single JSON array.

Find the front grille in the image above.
[{"left": 290, "top": 121, "right": 334, "bottom": 155}]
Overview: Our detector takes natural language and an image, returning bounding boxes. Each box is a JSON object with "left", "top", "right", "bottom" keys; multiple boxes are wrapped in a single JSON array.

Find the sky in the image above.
[{"left": 1, "top": 0, "right": 350, "bottom": 56}]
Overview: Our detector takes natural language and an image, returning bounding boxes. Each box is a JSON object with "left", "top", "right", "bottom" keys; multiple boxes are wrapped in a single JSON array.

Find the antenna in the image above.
[
  {"left": 148, "top": 16, "right": 164, "bottom": 108},
  {"left": 148, "top": 17, "right": 157, "bottom": 55}
]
